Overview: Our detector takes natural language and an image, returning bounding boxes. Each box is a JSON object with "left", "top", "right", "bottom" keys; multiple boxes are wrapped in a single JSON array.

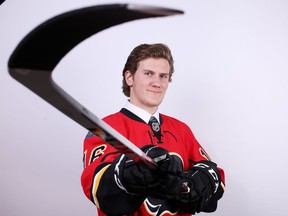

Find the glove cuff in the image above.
[{"left": 113, "top": 154, "right": 132, "bottom": 194}]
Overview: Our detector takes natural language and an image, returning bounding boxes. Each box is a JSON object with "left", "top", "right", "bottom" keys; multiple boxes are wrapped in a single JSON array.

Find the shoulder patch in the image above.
[{"left": 85, "top": 131, "right": 96, "bottom": 138}]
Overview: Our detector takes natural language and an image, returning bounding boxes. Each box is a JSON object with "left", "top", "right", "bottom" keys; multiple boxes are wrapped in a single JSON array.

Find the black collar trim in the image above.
[{"left": 120, "top": 108, "right": 163, "bottom": 125}]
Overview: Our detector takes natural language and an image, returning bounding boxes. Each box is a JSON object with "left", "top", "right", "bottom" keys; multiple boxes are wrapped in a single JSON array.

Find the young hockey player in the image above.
[{"left": 81, "top": 43, "right": 225, "bottom": 215}]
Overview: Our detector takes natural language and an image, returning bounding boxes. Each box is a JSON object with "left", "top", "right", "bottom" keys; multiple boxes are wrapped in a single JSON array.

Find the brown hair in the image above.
[{"left": 122, "top": 43, "right": 174, "bottom": 97}]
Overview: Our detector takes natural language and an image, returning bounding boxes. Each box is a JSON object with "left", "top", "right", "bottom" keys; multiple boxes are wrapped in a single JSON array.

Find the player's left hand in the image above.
[{"left": 172, "top": 160, "right": 222, "bottom": 214}]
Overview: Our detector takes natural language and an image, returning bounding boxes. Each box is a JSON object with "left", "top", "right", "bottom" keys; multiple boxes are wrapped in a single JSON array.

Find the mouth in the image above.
[{"left": 147, "top": 89, "right": 162, "bottom": 94}]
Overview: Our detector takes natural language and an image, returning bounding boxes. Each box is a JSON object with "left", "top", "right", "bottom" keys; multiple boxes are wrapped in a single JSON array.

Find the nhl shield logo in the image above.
[{"left": 151, "top": 122, "right": 160, "bottom": 132}]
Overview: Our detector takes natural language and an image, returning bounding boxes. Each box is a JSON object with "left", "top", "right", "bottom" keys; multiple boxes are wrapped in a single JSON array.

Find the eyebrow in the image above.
[{"left": 143, "top": 70, "right": 169, "bottom": 76}]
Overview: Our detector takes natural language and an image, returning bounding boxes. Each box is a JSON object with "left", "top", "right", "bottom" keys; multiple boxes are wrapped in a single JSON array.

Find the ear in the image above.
[{"left": 124, "top": 70, "right": 134, "bottom": 86}]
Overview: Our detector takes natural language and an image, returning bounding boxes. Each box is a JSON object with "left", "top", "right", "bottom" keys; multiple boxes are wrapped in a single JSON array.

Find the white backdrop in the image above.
[{"left": 1, "top": 0, "right": 288, "bottom": 216}]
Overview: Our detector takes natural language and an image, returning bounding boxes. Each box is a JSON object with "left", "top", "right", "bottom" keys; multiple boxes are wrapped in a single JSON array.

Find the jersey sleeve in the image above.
[{"left": 80, "top": 116, "right": 145, "bottom": 215}]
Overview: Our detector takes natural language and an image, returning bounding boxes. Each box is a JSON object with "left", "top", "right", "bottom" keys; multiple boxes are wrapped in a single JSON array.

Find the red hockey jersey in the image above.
[{"left": 81, "top": 108, "right": 225, "bottom": 216}]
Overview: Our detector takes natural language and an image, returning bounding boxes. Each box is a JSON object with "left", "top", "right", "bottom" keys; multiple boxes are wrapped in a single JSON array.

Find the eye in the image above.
[
  {"left": 160, "top": 74, "right": 169, "bottom": 79},
  {"left": 144, "top": 72, "right": 153, "bottom": 76}
]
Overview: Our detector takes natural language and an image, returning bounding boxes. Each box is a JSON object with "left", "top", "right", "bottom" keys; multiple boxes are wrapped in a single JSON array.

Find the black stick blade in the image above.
[
  {"left": 7, "top": 4, "right": 183, "bottom": 168},
  {"left": 8, "top": 4, "right": 183, "bottom": 71}
]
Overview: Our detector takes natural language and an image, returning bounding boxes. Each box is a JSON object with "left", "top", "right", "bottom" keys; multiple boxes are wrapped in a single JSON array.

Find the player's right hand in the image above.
[{"left": 112, "top": 145, "right": 183, "bottom": 199}]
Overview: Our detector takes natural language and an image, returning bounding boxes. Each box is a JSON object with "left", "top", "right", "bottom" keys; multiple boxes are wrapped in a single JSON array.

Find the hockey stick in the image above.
[{"left": 8, "top": 4, "right": 184, "bottom": 169}]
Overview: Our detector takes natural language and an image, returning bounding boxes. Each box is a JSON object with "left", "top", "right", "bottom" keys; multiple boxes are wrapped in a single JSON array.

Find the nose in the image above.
[{"left": 150, "top": 76, "right": 161, "bottom": 87}]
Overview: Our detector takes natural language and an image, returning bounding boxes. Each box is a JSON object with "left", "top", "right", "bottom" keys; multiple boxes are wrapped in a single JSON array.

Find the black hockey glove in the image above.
[
  {"left": 173, "top": 160, "right": 222, "bottom": 214},
  {"left": 113, "top": 145, "right": 183, "bottom": 199}
]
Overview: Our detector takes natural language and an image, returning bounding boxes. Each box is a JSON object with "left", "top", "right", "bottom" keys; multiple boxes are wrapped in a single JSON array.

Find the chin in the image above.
[{"left": 148, "top": 100, "right": 162, "bottom": 107}]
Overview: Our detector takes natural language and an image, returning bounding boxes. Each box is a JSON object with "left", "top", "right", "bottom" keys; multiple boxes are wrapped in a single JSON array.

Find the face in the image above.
[{"left": 125, "top": 57, "right": 170, "bottom": 114}]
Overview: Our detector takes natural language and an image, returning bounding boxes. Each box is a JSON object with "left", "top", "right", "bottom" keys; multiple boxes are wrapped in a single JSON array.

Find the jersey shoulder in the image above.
[{"left": 160, "top": 113, "right": 191, "bottom": 129}]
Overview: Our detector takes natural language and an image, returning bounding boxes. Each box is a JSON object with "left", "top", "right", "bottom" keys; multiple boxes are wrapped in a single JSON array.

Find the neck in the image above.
[{"left": 128, "top": 99, "right": 158, "bottom": 115}]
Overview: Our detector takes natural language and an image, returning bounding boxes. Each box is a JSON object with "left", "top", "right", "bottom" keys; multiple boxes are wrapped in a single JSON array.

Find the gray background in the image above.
[{"left": 1, "top": 0, "right": 288, "bottom": 215}]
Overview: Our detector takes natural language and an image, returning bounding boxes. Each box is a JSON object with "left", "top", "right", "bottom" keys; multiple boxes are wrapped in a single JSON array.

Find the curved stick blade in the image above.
[
  {"left": 8, "top": 4, "right": 183, "bottom": 71},
  {"left": 8, "top": 4, "right": 183, "bottom": 168}
]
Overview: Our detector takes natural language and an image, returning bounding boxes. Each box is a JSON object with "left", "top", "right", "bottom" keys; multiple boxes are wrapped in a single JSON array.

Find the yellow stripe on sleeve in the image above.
[{"left": 91, "top": 164, "right": 111, "bottom": 208}]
